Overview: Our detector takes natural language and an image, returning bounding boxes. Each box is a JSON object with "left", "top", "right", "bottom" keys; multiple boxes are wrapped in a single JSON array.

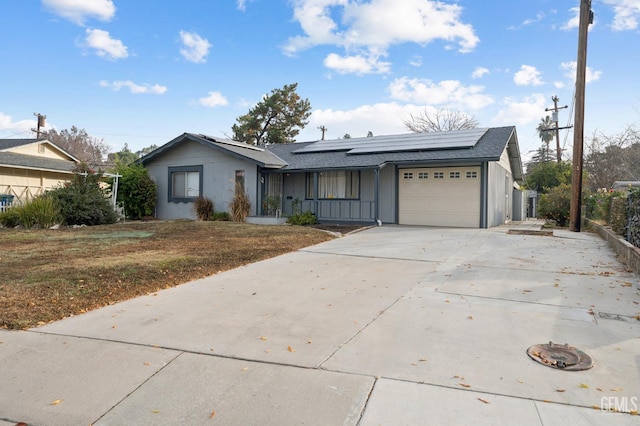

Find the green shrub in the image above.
[
  {"left": 609, "top": 195, "right": 627, "bottom": 235},
  {"left": 538, "top": 183, "right": 571, "bottom": 227},
  {"left": 212, "top": 211, "right": 230, "bottom": 221},
  {"left": 287, "top": 210, "right": 317, "bottom": 226},
  {"left": 0, "top": 207, "right": 20, "bottom": 227},
  {"left": 48, "top": 164, "right": 118, "bottom": 226},
  {"left": 193, "top": 196, "right": 214, "bottom": 221},
  {"left": 111, "top": 163, "right": 157, "bottom": 220},
  {"left": 0, "top": 196, "right": 61, "bottom": 228},
  {"left": 262, "top": 194, "right": 281, "bottom": 215},
  {"left": 19, "top": 196, "right": 61, "bottom": 229}
]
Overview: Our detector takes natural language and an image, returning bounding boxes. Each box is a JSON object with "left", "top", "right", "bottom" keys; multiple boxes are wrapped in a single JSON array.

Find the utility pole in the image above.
[
  {"left": 569, "top": 0, "right": 593, "bottom": 232},
  {"left": 318, "top": 125, "right": 327, "bottom": 140},
  {"left": 545, "top": 96, "right": 569, "bottom": 162},
  {"left": 32, "top": 113, "right": 46, "bottom": 139}
]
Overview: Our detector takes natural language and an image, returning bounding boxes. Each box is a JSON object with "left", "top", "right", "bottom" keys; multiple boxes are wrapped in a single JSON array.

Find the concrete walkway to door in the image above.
[{"left": 1, "top": 223, "right": 639, "bottom": 425}]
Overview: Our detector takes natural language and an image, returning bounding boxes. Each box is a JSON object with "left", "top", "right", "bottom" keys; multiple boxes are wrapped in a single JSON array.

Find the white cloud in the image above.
[
  {"left": 42, "top": 0, "right": 116, "bottom": 26},
  {"left": 0, "top": 112, "right": 35, "bottom": 135},
  {"left": 83, "top": 28, "right": 128, "bottom": 60},
  {"left": 472, "top": 66, "right": 489, "bottom": 79},
  {"left": 522, "top": 12, "right": 545, "bottom": 26},
  {"left": 492, "top": 94, "right": 547, "bottom": 126},
  {"left": 304, "top": 102, "right": 424, "bottom": 140},
  {"left": 323, "top": 52, "right": 391, "bottom": 75},
  {"left": 179, "top": 31, "right": 211, "bottom": 63},
  {"left": 561, "top": 7, "right": 580, "bottom": 30},
  {"left": 560, "top": 61, "right": 602, "bottom": 83},
  {"left": 100, "top": 80, "right": 167, "bottom": 94},
  {"left": 513, "top": 65, "right": 544, "bottom": 86},
  {"left": 408, "top": 55, "right": 422, "bottom": 67},
  {"left": 284, "top": 0, "right": 479, "bottom": 72},
  {"left": 237, "top": 0, "right": 254, "bottom": 11},
  {"left": 554, "top": 81, "right": 566, "bottom": 89},
  {"left": 388, "top": 77, "right": 494, "bottom": 110},
  {"left": 198, "top": 91, "right": 229, "bottom": 108},
  {"left": 611, "top": 0, "right": 640, "bottom": 30}
]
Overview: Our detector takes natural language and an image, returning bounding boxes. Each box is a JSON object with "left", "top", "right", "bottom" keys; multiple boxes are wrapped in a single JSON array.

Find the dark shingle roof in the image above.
[
  {"left": 139, "top": 133, "right": 287, "bottom": 169},
  {"left": 138, "top": 127, "right": 523, "bottom": 180},
  {"left": 267, "top": 126, "right": 522, "bottom": 179},
  {"left": 0, "top": 151, "right": 77, "bottom": 173},
  {"left": 0, "top": 139, "right": 42, "bottom": 150}
]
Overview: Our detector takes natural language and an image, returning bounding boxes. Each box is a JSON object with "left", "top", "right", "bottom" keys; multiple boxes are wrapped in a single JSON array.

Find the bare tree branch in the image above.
[{"left": 404, "top": 106, "right": 479, "bottom": 133}]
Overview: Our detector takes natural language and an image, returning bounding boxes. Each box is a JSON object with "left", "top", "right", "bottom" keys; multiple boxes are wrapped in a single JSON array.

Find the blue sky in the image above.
[{"left": 1, "top": 0, "right": 639, "bottom": 162}]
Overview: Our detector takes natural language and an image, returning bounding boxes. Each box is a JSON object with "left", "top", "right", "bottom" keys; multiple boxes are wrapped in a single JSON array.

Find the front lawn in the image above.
[{"left": 0, "top": 221, "right": 336, "bottom": 329}]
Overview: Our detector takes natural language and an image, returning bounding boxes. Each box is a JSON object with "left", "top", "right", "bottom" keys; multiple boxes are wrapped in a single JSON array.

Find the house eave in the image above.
[{"left": 0, "top": 163, "right": 76, "bottom": 174}]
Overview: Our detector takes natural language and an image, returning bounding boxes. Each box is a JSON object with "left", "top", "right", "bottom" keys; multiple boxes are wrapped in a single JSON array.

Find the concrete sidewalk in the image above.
[{"left": 1, "top": 224, "right": 639, "bottom": 425}]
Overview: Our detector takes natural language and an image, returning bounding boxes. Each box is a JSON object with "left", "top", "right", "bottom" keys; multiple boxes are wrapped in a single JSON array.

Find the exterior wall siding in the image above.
[
  {"left": 379, "top": 165, "right": 396, "bottom": 224},
  {"left": 145, "top": 140, "right": 259, "bottom": 220},
  {"left": 8, "top": 142, "right": 73, "bottom": 161},
  {"left": 0, "top": 167, "right": 72, "bottom": 203},
  {"left": 487, "top": 149, "right": 514, "bottom": 227}
]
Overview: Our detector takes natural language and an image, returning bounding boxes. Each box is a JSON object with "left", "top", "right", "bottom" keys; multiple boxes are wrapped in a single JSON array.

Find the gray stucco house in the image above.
[{"left": 139, "top": 127, "right": 523, "bottom": 228}]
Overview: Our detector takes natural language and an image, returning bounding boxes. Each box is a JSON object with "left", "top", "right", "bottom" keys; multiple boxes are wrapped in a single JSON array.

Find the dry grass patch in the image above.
[{"left": 0, "top": 220, "right": 336, "bottom": 329}]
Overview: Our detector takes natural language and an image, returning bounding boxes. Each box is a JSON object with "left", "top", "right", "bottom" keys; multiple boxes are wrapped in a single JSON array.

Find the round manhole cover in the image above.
[{"left": 527, "top": 342, "right": 594, "bottom": 371}]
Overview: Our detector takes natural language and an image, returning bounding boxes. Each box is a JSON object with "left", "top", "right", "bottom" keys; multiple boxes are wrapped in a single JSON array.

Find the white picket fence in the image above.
[{"left": 0, "top": 197, "right": 14, "bottom": 213}]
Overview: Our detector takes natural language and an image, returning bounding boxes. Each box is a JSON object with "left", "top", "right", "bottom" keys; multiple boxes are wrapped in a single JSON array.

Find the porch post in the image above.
[
  {"left": 374, "top": 168, "right": 380, "bottom": 224},
  {"left": 313, "top": 172, "right": 319, "bottom": 216}
]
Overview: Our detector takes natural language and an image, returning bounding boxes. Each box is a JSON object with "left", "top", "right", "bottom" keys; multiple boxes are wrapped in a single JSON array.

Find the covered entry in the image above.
[{"left": 398, "top": 166, "right": 481, "bottom": 227}]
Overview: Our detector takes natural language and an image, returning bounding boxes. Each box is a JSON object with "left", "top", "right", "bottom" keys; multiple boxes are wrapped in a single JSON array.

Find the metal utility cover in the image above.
[{"left": 527, "top": 342, "right": 594, "bottom": 371}]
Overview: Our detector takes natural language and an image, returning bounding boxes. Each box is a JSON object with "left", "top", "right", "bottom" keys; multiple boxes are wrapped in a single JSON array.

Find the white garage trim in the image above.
[{"left": 398, "top": 166, "right": 481, "bottom": 227}]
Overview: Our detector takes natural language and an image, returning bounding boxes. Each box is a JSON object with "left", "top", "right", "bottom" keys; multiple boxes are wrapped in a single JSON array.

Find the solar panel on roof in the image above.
[
  {"left": 198, "top": 134, "right": 265, "bottom": 152},
  {"left": 292, "top": 128, "right": 487, "bottom": 155}
]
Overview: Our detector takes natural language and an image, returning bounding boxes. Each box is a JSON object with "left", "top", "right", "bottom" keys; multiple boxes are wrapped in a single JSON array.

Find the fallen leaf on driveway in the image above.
[
  {"left": 419, "top": 358, "right": 427, "bottom": 362},
  {"left": 467, "top": 316, "right": 473, "bottom": 320},
  {"left": 610, "top": 387, "right": 623, "bottom": 392},
  {"left": 459, "top": 383, "right": 471, "bottom": 388},
  {"left": 287, "top": 346, "right": 296, "bottom": 352},
  {"left": 210, "top": 410, "right": 216, "bottom": 419},
  {"left": 556, "top": 389, "right": 566, "bottom": 392},
  {"left": 241, "top": 367, "right": 249, "bottom": 371},
  {"left": 477, "top": 398, "right": 490, "bottom": 404},
  {"left": 51, "top": 399, "right": 62, "bottom": 405},
  {"left": 260, "top": 336, "right": 267, "bottom": 341},
  {"left": 579, "top": 383, "right": 589, "bottom": 389}
]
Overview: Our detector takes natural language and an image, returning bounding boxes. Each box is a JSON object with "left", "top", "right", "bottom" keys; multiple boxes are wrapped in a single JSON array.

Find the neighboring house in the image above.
[
  {"left": 140, "top": 127, "right": 523, "bottom": 228},
  {"left": 0, "top": 139, "right": 79, "bottom": 204}
]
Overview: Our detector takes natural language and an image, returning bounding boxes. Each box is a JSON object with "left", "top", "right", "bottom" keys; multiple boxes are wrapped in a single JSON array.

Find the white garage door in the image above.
[{"left": 399, "top": 167, "right": 481, "bottom": 227}]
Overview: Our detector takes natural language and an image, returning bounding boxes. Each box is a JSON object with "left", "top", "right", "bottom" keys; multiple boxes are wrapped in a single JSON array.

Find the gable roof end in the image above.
[{"left": 137, "top": 133, "right": 287, "bottom": 169}]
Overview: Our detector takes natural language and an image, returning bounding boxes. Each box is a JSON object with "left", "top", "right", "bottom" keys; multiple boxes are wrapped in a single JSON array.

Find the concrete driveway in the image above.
[{"left": 1, "top": 224, "right": 639, "bottom": 425}]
